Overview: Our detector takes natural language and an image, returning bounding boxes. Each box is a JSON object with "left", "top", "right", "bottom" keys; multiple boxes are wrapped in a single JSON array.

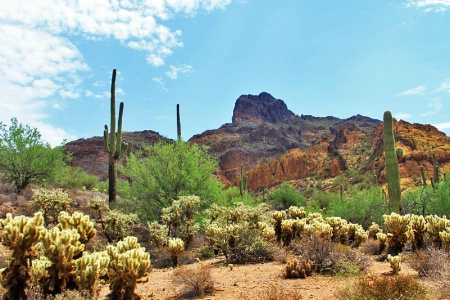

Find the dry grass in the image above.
[
  {"left": 173, "top": 263, "right": 214, "bottom": 299},
  {"left": 240, "top": 284, "right": 303, "bottom": 300},
  {"left": 337, "top": 274, "right": 429, "bottom": 300},
  {"left": 405, "top": 248, "right": 450, "bottom": 279}
]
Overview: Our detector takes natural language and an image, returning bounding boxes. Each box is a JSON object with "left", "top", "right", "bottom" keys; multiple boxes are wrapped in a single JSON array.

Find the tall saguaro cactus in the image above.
[
  {"left": 383, "top": 111, "right": 401, "bottom": 213},
  {"left": 104, "top": 69, "right": 128, "bottom": 204},
  {"left": 177, "top": 104, "right": 182, "bottom": 141}
]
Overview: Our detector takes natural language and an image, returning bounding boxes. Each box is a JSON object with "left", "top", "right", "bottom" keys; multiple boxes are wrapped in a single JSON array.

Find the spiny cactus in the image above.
[
  {"left": 31, "top": 188, "right": 76, "bottom": 225},
  {"left": 272, "top": 211, "right": 286, "bottom": 243},
  {"left": 288, "top": 206, "right": 306, "bottom": 219},
  {"left": 40, "top": 227, "right": 85, "bottom": 295},
  {"left": 347, "top": 223, "right": 368, "bottom": 248},
  {"left": 439, "top": 230, "right": 450, "bottom": 252},
  {"left": 326, "top": 217, "right": 349, "bottom": 243},
  {"left": 283, "top": 258, "right": 314, "bottom": 279},
  {"left": 168, "top": 238, "right": 185, "bottom": 267},
  {"left": 29, "top": 257, "right": 51, "bottom": 286},
  {"left": 432, "top": 153, "right": 440, "bottom": 185},
  {"left": 376, "top": 232, "right": 387, "bottom": 254},
  {"left": 367, "top": 222, "right": 382, "bottom": 240},
  {"left": 239, "top": 164, "right": 248, "bottom": 196},
  {"left": 407, "top": 215, "right": 426, "bottom": 251},
  {"left": 147, "top": 221, "right": 169, "bottom": 248},
  {"left": 383, "top": 111, "right": 402, "bottom": 213},
  {"left": 177, "top": 103, "right": 182, "bottom": 141},
  {"left": 74, "top": 251, "right": 110, "bottom": 299},
  {"left": 384, "top": 213, "right": 410, "bottom": 255},
  {"left": 107, "top": 236, "right": 150, "bottom": 300},
  {"left": 425, "top": 215, "right": 450, "bottom": 248},
  {"left": 387, "top": 254, "right": 401, "bottom": 275},
  {"left": 420, "top": 166, "right": 428, "bottom": 187},
  {"left": 104, "top": 69, "right": 128, "bottom": 204},
  {"left": 0, "top": 213, "right": 45, "bottom": 300},
  {"left": 281, "top": 219, "right": 294, "bottom": 247},
  {"left": 57, "top": 211, "right": 96, "bottom": 246}
]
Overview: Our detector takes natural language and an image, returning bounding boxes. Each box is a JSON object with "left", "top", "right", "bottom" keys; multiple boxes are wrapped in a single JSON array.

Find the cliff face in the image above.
[{"left": 65, "top": 92, "right": 450, "bottom": 192}]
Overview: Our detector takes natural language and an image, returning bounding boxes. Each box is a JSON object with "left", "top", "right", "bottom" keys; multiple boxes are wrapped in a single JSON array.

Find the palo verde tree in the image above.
[
  {"left": 104, "top": 69, "right": 128, "bottom": 204},
  {"left": 119, "top": 141, "right": 223, "bottom": 220},
  {"left": 0, "top": 118, "right": 66, "bottom": 193}
]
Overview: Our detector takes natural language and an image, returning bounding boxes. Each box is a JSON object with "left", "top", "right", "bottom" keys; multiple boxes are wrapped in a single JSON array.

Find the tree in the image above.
[
  {"left": 0, "top": 118, "right": 66, "bottom": 193},
  {"left": 119, "top": 140, "right": 223, "bottom": 220},
  {"left": 269, "top": 181, "right": 305, "bottom": 209}
]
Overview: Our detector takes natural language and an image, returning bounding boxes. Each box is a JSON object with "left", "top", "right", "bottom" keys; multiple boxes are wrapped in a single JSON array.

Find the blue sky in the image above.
[{"left": 1, "top": 0, "right": 450, "bottom": 146}]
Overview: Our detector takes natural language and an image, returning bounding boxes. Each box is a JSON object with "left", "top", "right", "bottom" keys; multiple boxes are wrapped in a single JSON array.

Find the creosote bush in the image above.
[{"left": 406, "top": 248, "right": 450, "bottom": 278}]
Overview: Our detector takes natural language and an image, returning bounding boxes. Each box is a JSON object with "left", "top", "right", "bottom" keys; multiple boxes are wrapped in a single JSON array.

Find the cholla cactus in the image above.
[
  {"left": 288, "top": 206, "right": 306, "bottom": 219},
  {"left": 439, "top": 230, "right": 450, "bottom": 251},
  {"left": 367, "top": 222, "right": 382, "bottom": 240},
  {"left": 75, "top": 251, "right": 110, "bottom": 299},
  {"left": 272, "top": 211, "right": 287, "bottom": 244},
  {"left": 306, "top": 212, "right": 324, "bottom": 224},
  {"left": 425, "top": 215, "right": 450, "bottom": 248},
  {"left": 407, "top": 215, "right": 426, "bottom": 251},
  {"left": 283, "top": 258, "right": 314, "bottom": 279},
  {"left": 292, "top": 219, "right": 307, "bottom": 239},
  {"left": 58, "top": 211, "right": 96, "bottom": 245},
  {"left": 387, "top": 254, "right": 401, "bottom": 275},
  {"left": 327, "top": 217, "right": 349, "bottom": 243},
  {"left": 40, "top": 228, "right": 85, "bottom": 295},
  {"left": 31, "top": 188, "right": 75, "bottom": 225},
  {"left": 168, "top": 238, "right": 185, "bottom": 267},
  {"left": 147, "top": 221, "right": 169, "bottom": 248},
  {"left": 307, "top": 221, "right": 333, "bottom": 240},
  {"left": 376, "top": 232, "right": 387, "bottom": 254},
  {"left": 347, "top": 223, "right": 368, "bottom": 248},
  {"left": 29, "top": 257, "right": 51, "bottom": 286},
  {"left": 281, "top": 219, "right": 294, "bottom": 247},
  {"left": 107, "top": 236, "right": 150, "bottom": 300},
  {"left": 0, "top": 213, "right": 45, "bottom": 300},
  {"left": 384, "top": 213, "right": 410, "bottom": 255}
]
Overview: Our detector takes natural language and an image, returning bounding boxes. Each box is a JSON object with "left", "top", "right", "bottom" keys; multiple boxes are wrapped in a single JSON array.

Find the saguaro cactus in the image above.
[
  {"left": 383, "top": 111, "right": 401, "bottom": 213},
  {"left": 239, "top": 164, "right": 247, "bottom": 196},
  {"left": 104, "top": 69, "right": 128, "bottom": 204},
  {"left": 177, "top": 104, "right": 182, "bottom": 141}
]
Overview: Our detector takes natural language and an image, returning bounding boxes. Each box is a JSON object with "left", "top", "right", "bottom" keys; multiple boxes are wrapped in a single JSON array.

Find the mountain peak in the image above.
[{"left": 232, "top": 92, "right": 295, "bottom": 124}]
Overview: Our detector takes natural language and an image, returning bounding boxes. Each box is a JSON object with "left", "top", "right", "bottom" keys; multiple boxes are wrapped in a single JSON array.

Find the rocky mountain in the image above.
[
  {"left": 65, "top": 130, "right": 167, "bottom": 181},
  {"left": 65, "top": 92, "right": 450, "bottom": 191}
]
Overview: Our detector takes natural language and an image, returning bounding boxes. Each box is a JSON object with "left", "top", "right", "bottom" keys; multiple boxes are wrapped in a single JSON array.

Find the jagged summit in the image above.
[{"left": 232, "top": 92, "right": 295, "bottom": 124}]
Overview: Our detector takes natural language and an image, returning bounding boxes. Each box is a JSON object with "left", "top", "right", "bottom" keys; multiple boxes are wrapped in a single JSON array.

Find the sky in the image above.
[{"left": 1, "top": 0, "right": 450, "bottom": 146}]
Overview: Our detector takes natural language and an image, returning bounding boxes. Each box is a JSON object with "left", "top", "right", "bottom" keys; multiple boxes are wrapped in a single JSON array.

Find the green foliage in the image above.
[
  {"left": 50, "top": 166, "right": 98, "bottom": 190},
  {"left": 0, "top": 118, "right": 66, "bottom": 193},
  {"left": 383, "top": 111, "right": 402, "bottom": 213},
  {"left": 269, "top": 182, "right": 305, "bottom": 209},
  {"left": 326, "top": 187, "right": 387, "bottom": 229},
  {"left": 31, "top": 188, "right": 76, "bottom": 225},
  {"left": 119, "top": 140, "right": 223, "bottom": 220},
  {"left": 307, "top": 189, "right": 340, "bottom": 212}
]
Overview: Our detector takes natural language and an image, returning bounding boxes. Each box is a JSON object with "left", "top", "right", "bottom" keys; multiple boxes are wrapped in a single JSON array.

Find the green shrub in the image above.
[
  {"left": 269, "top": 182, "right": 305, "bottom": 209},
  {"left": 50, "top": 166, "right": 98, "bottom": 190}
]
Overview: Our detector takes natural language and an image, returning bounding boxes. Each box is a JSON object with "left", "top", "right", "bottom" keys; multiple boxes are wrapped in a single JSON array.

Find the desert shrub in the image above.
[
  {"left": 326, "top": 187, "right": 386, "bottom": 229},
  {"left": 296, "top": 233, "right": 338, "bottom": 273},
  {"left": 307, "top": 190, "right": 340, "bottom": 211},
  {"left": 269, "top": 182, "right": 305, "bottom": 209},
  {"left": 361, "top": 239, "right": 381, "bottom": 255},
  {"left": 240, "top": 284, "right": 303, "bottom": 300},
  {"left": 173, "top": 263, "right": 214, "bottom": 298},
  {"left": 338, "top": 274, "right": 428, "bottom": 300},
  {"left": 119, "top": 141, "right": 223, "bottom": 220},
  {"left": 50, "top": 166, "right": 98, "bottom": 191},
  {"left": 406, "top": 248, "right": 450, "bottom": 278}
]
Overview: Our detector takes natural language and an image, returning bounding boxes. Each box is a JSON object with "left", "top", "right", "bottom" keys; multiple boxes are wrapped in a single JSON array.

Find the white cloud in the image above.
[
  {"left": 166, "top": 64, "right": 194, "bottom": 79},
  {"left": 433, "top": 121, "right": 450, "bottom": 132},
  {"left": 0, "top": 0, "right": 233, "bottom": 145},
  {"left": 396, "top": 85, "right": 426, "bottom": 96},
  {"left": 405, "top": 0, "right": 450, "bottom": 11},
  {"left": 436, "top": 79, "right": 450, "bottom": 93},
  {"left": 429, "top": 98, "right": 443, "bottom": 110},
  {"left": 152, "top": 77, "right": 168, "bottom": 91},
  {"left": 394, "top": 112, "right": 413, "bottom": 120}
]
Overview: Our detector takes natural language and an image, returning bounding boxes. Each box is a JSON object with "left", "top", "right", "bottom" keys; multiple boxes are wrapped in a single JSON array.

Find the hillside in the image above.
[{"left": 65, "top": 92, "right": 450, "bottom": 191}]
